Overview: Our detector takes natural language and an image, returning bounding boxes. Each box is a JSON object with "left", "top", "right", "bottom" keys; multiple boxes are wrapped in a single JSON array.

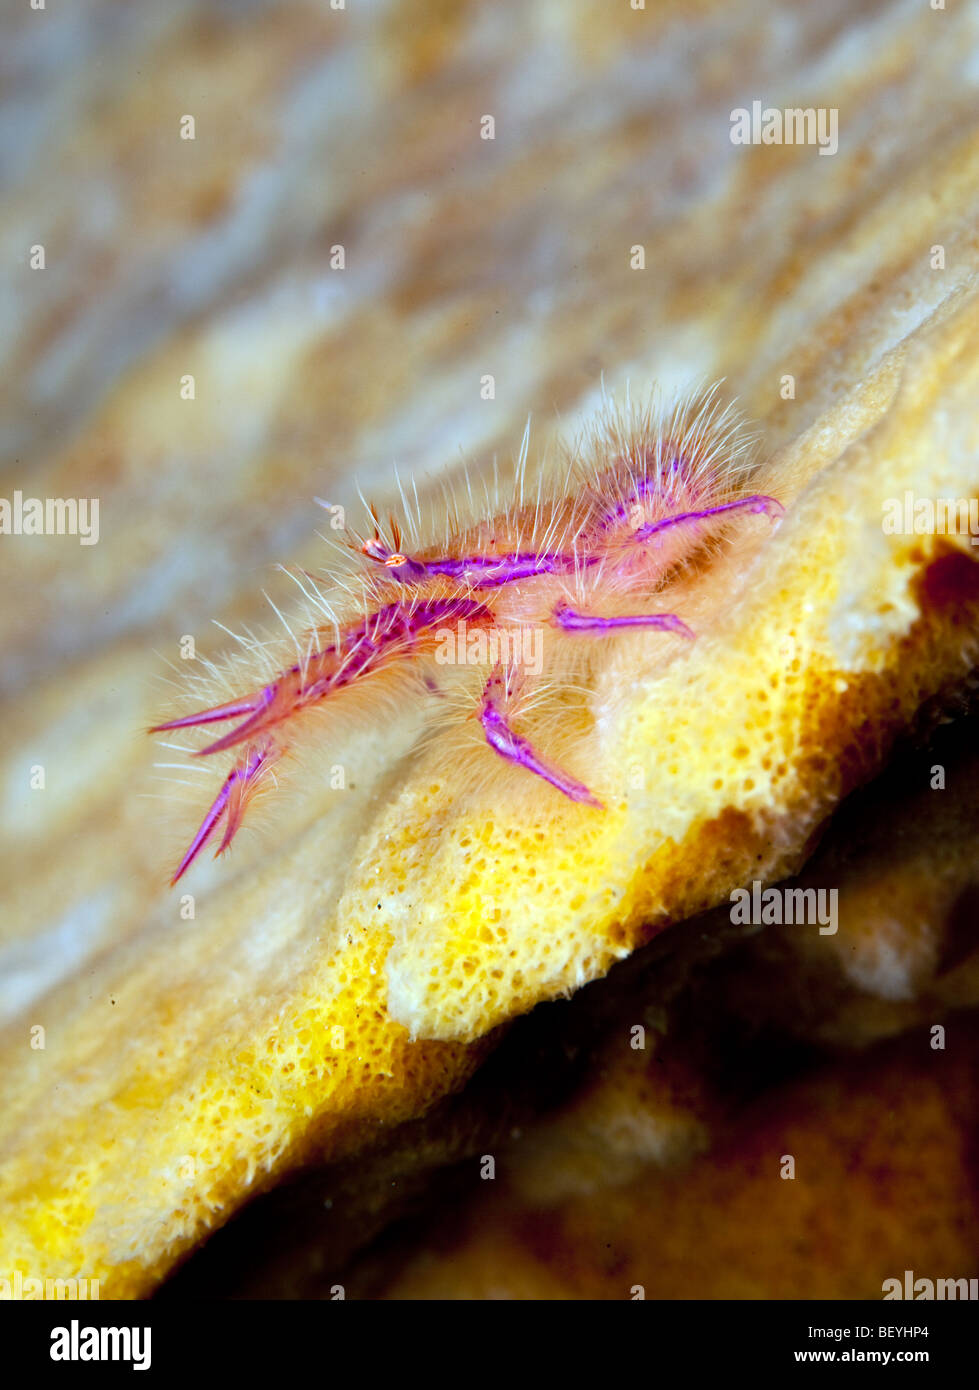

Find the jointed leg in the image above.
[
  {"left": 154, "top": 594, "right": 495, "bottom": 881},
  {"left": 151, "top": 595, "right": 493, "bottom": 756},
  {"left": 170, "top": 738, "right": 276, "bottom": 884},
  {"left": 552, "top": 602, "right": 695, "bottom": 640},
  {"left": 478, "top": 665, "right": 603, "bottom": 808},
  {"left": 635, "top": 494, "right": 783, "bottom": 543}
]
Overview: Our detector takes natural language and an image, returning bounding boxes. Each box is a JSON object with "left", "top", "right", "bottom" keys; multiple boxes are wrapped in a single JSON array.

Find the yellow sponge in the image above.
[{"left": 1, "top": 291, "right": 978, "bottom": 1298}]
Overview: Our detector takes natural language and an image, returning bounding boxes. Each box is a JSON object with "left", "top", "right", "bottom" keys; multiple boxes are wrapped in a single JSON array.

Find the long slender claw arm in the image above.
[
  {"left": 194, "top": 691, "right": 281, "bottom": 756},
  {"left": 154, "top": 594, "right": 494, "bottom": 762},
  {"left": 478, "top": 666, "right": 603, "bottom": 808},
  {"left": 635, "top": 493, "right": 783, "bottom": 542},
  {"left": 170, "top": 741, "right": 274, "bottom": 885},
  {"left": 150, "top": 694, "right": 265, "bottom": 733},
  {"left": 552, "top": 603, "right": 695, "bottom": 640}
]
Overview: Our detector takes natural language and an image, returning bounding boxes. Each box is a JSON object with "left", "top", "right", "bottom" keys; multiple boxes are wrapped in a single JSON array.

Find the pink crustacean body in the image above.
[{"left": 152, "top": 386, "right": 782, "bottom": 883}]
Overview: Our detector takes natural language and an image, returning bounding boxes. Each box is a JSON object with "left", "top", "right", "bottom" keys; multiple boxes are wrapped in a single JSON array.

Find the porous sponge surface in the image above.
[
  {"left": 377, "top": 294, "right": 979, "bottom": 1039},
  {"left": 2, "top": 297, "right": 978, "bottom": 1299},
  {"left": 0, "top": 885, "right": 483, "bottom": 1295}
]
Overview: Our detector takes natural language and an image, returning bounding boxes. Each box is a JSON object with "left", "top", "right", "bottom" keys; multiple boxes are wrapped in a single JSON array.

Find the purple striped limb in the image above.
[
  {"left": 363, "top": 495, "right": 781, "bottom": 591},
  {"left": 151, "top": 693, "right": 266, "bottom": 730},
  {"left": 155, "top": 595, "right": 496, "bottom": 882},
  {"left": 364, "top": 544, "right": 592, "bottom": 589},
  {"left": 636, "top": 494, "right": 783, "bottom": 543},
  {"left": 170, "top": 739, "right": 275, "bottom": 885},
  {"left": 152, "top": 595, "right": 492, "bottom": 758},
  {"left": 478, "top": 666, "right": 603, "bottom": 808},
  {"left": 552, "top": 603, "right": 695, "bottom": 640}
]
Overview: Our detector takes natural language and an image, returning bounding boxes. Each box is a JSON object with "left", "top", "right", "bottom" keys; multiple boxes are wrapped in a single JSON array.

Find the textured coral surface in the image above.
[
  {"left": 163, "top": 716, "right": 979, "bottom": 1299},
  {"left": 1, "top": 0, "right": 978, "bottom": 1296}
]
